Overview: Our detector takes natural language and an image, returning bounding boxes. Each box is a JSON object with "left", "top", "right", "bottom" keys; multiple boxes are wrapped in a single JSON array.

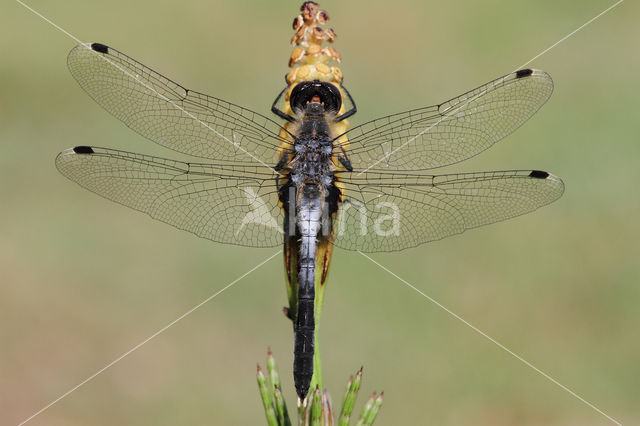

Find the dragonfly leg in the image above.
[
  {"left": 271, "top": 85, "right": 297, "bottom": 122},
  {"left": 274, "top": 155, "right": 290, "bottom": 171},
  {"left": 334, "top": 84, "right": 357, "bottom": 122},
  {"left": 334, "top": 145, "right": 353, "bottom": 171}
]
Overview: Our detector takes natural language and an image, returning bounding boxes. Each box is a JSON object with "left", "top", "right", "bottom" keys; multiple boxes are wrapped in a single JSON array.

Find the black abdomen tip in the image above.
[
  {"left": 73, "top": 146, "right": 95, "bottom": 154},
  {"left": 516, "top": 69, "right": 534, "bottom": 78},
  {"left": 529, "top": 170, "right": 549, "bottom": 179},
  {"left": 90, "top": 43, "right": 109, "bottom": 54}
]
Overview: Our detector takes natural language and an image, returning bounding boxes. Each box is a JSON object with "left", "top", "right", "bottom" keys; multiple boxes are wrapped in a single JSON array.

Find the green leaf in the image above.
[
  {"left": 257, "top": 364, "right": 279, "bottom": 426},
  {"left": 339, "top": 367, "right": 363, "bottom": 425}
]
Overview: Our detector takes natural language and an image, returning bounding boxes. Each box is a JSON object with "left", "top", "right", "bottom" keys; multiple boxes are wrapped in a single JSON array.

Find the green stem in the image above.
[{"left": 309, "top": 256, "right": 328, "bottom": 393}]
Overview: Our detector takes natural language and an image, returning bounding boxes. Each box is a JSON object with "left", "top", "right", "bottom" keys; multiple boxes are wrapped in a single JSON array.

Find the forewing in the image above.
[
  {"left": 334, "top": 169, "right": 564, "bottom": 252},
  {"left": 56, "top": 146, "right": 284, "bottom": 248},
  {"left": 337, "top": 69, "right": 553, "bottom": 170},
  {"left": 67, "top": 43, "right": 292, "bottom": 166}
]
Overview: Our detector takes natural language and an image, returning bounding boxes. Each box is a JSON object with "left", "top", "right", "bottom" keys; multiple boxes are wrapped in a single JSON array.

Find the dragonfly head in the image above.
[{"left": 290, "top": 80, "right": 342, "bottom": 117}]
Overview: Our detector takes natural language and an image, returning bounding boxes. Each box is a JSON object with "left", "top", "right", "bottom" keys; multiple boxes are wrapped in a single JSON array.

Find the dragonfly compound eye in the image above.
[{"left": 290, "top": 81, "right": 342, "bottom": 115}]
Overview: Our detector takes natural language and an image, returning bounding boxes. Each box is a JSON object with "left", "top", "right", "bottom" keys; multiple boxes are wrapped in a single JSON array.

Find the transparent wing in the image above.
[
  {"left": 336, "top": 69, "right": 553, "bottom": 171},
  {"left": 334, "top": 169, "right": 564, "bottom": 252},
  {"left": 67, "top": 43, "right": 292, "bottom": 166},
  {"left": 56, "top": 146, "right": 284, "bottom": 248}
]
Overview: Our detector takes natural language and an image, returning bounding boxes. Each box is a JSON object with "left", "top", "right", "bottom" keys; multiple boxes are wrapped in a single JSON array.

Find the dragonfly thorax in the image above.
[{"left": 290, "top": 116, "right": 335, "bottom": 187}]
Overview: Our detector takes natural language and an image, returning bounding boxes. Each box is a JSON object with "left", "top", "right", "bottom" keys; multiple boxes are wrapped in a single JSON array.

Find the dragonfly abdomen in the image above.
[{"left": 293, "top": 185, "right": 324, "bottom": 399}]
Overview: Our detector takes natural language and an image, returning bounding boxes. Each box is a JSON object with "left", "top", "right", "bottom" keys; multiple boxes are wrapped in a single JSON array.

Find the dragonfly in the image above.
[{"left": 56, "top": 42, "right": 564, "bottom": 399}]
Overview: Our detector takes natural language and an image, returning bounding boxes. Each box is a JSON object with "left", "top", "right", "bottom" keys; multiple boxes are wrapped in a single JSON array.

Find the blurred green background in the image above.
[{"left": 2, "top": 0, "right": 638, "bottom": 424}]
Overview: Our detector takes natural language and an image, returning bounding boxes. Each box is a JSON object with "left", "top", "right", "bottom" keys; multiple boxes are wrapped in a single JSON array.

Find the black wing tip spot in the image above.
[
  {"left": 516, "top": 69, "right": 534, "bottom": 78},
  {"left": 73, "top": 146, "right": 95, "bottom": 154},
  {"left": 90, "top": 43, "right": 109, "bottom": 54},
  {"left": 529, "top": 170, "right": 549, "bottom": 179}
]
